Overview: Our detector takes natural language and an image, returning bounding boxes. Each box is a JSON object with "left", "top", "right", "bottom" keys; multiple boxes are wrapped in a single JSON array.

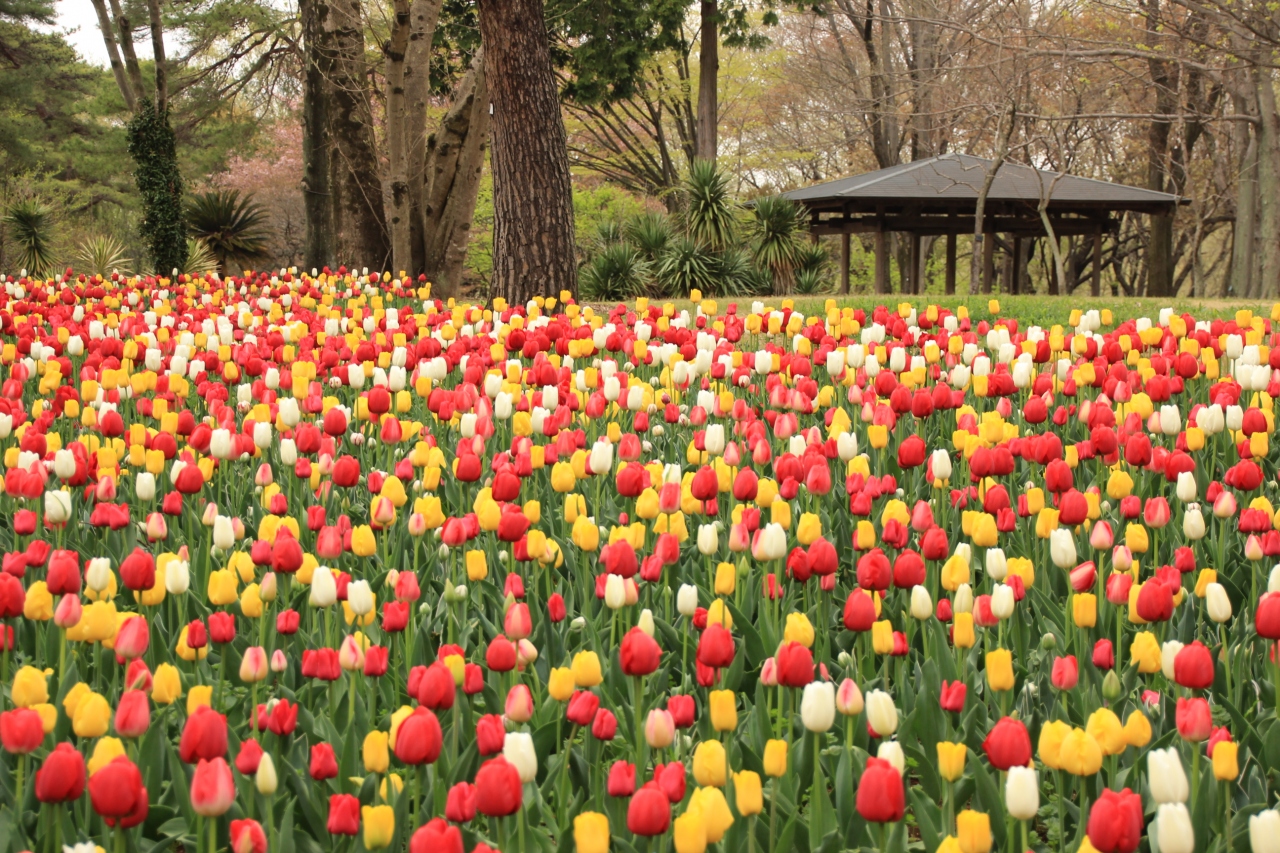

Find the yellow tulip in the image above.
[
  {"left": 1058, "top": 728, "right": 1103, "bottom": 776},
  {"left": 362, "top": 805, "right": 395, "bottom": 850},
  {"left": 796, "top": 513, "right": 822, "bottom": 545},
  {"left": 734, "top": 771, "right": 763, "bottom": 816},
  {"left": 957, "top": 810, "right": 992, "bottom": 853},
  {"left": 1213, "top": 741, "right": 1239, "bottom": 781},
  {"left": 572, "top": 651, "right": 603, "bottom": 687},
  {"left": 548, "top": 667, "right": 575, "bottom": 702},
  {"left": 673, "top": 808, "right": 707, "bottom": 853},
  {"left": 784, "top": 613, "right": 815, "bottom": 648},
  {"left": 1085, "top": 708, "right": 1125, "bottom": 755},
  {"left": 72, "top": 691, "right": 111, "bottom": 738},
  {"left": 985, "top": 649, "right": 1014, "bottom": 692},
  {"left": 937, "top": 741, "right": 967, "bottom": 782},
  {"left": 363, "top": 731, "right": 390, "bottom": 774},
  {"left": 351, "top": 525, "right": 377, "bottom": 557},
  {"left": 207, "top": 569, "right": 238, "bottom": 607},
  {"left": 572, "top": 516, "right": 600, "bottom": 551},
  {"left": 1073, "top": 593, "right": 1097, "bottom": 628},
  {"left": 692, "top": 740, "right": 727, "bottom": 787},
  {"left": 953, "top": 612, "right": 975, "bottom": 648},
  {"left": 23, "top": 581, "right": 52, "bottom": 621},
  {"left": 187, "top": 684, "right": 213, "bottom": 716},
  {"left": 1122, "top": 711, "right": 1152, "bottom": 748},
  {"left": 709, "top": 690, "right": 737, "bottom": 732},
  {"left": 1038, "top": 720, "right": 1070, "bottom": 770},
  {"left": 151, "top": 663, "right": 183, "bottom": 705},
  {"left": 1130, "top": 631, "right": 1161, "bottom": 673},
  {"left": 88, "top": 737, "right": 125, "bottom": 775},
  {"left": 12, "top": 666, "right": 50, "bottom": 708},
  {"left": 574, "top": 812, "right": 610, "bottom": 853},
  {"left": 871, "top": 620, "right": 894, "bottom": 655},
  {"left": 763, "top": 739, "right": 788, "bottom": 777},
  {"left": 714, "top": 562, "right": 736, "bottom": 596},
  {"left": 689, "top": 787, "right": 734, "bottom": 842}
]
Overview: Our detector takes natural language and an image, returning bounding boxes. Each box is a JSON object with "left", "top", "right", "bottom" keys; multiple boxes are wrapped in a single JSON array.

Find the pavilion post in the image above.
[
  {"left": 875, "top": 228, "right": 889, "bottom": 294},
  {"left": 981, "top": 230, "right": 994, "bottom": 293},
  {"left": 945, "top": 231, "right": 957, "bottom": 295},
  {"left": 908, "top": 232, "right": 922, "bottom": 295},
  {"left": 1092, "top": 223, "right": 1102, "bottom": 297},
  {"left": 1011, "top": 235, "right": 1022, "bottom": 295},
  {"left": 841, "top": 231, "right": 851, "bottom": 294}
]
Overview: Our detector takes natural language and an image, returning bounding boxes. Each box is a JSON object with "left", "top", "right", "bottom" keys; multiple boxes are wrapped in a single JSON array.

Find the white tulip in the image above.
[
  {"left": 677, "top": 584, "right": 699, "bottom": 617},
  {"left": 44, "top": 491, "right": 71, "bottom": 524},
  {"left": 1176, "top": 471, "right": 1197, "bottom": 503},
  {"left": 255, "top": 753, "right": 278, "bottom": 795},
  {"left": 310, "top": 566, "right": 337, "bottom": 607},
  {"left": 589, "top": 440, "right": 614, "bottom": 476},
  {"left": 1148, "top": 747, "right": 1190, "bottom": 804},
  {"left": 1159, "top": 405, "right": 1181, "bottom": 436},
  {"left": 930, "top": 449, "right": 952, "bottom": 482},
  {"left": 85, "top": 558, "right": 112, "bottom": 593},
  {"left": 910, "top": 586, "right": 933, "bottom": 620},
  {"left": 704, "top": 424, "right": 725, "bottom": 456},
  {"left": 800, "top": 681, "right": 836, "bottom": 732},
  {"left": 1161, "top": 640, "right": 1185, "bottom": 681},
  {"left": 53, "top": 449, "right": 76, "bottom": 479},
  {"left": 1049, "top": 528, "right": 1077, "bottom": 569},
  {"left": 865, "top": 689, "right": 898, "bottom": 737},
  {"left": 503, "top": 732, "right": 538, "bottom": 783},
  {"left": 697, "top": 523, "right": 719, "bottom": 556},
  {"left": 1155, "top": 803, "right": 1194, "bottom": 853},
  {"left": 1249, "top": 809, "right": 1280, "bottom": 853},
  {"left": 165, "top": 559, "right": 190, "bottom": 595},
  {"left": 604, "top": 574, "right": 626, "bottom": 610},
  {"left": 991, "top": 584, "right": 1015, "bottom": 620},
  {"left": 986, "top": 548, "right": 1007, "bottom": 581},
  {"left": 1206, "top": 583, "right": 1232, "bottom": 623},
  {"left": 347, "top": 580, "right": 374, "bottom": 616},
  {"left": 876, "top": 740, "right": 905, "bottom": 774},
  {"left": 1183, "top": 508, "right": 1206, "bottom": 540},
  {"left": 210, "top": 428, "right": 234, "bottom": 460},
  {"left": 1005, "top": 766, "right": 1039, "bottom": 820},
  {"left": 954, "top": 583, "right": 974, "bottom": 614},
  {"left": 212, "top": 515, "right": 235, "bottom": 551}
]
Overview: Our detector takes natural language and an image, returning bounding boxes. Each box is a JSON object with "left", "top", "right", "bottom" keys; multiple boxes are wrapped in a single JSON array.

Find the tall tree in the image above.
[{"left": 477, "top": 0, "right": 578, "bottom": 302}]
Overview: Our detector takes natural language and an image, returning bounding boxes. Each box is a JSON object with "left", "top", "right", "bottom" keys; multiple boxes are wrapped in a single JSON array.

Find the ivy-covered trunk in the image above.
[{"left": 127, "top": 101, "right": 187, "bottom": 277}]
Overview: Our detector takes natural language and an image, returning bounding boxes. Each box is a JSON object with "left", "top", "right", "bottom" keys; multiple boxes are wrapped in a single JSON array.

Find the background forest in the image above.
[{"left": 0, "top": 0, "right": 1273, "bottom": 300}]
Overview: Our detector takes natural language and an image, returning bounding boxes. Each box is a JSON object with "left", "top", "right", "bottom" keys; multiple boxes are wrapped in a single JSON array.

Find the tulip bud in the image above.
[
  {"left": 503, "top": 731, "right": 538, "bottom": 783},
  {"left": 836, "top": 679, "right": 864, "bottom": 716},
  {"left": 984, "top": 548, "right": 1007, "bottom": 581},
  {"left": 1005, "top": 766, "right": 1039, "bottom": 820},
  {"left": 1206, "top": 583, "right": 1232, "bottom": 623},
  {"left": 990, "top": 584, "right": 1014, "bottom": 620},
  {"left": 255, "top": 753, "right": 278, "bottom": 795},
  {"left": 1183, "top": 508, "right": 1206, "bottom": 540},
  {"left": 677, "top": 584, "right": 699, "bottom": 617},
  {"left": 270, "top": 650, "right": 287, "bottom": 672},
  {"left": 865, "top": 689, "right": 898, "bottom": 737},
  {"left": 637, "top": 609, "right": 655, "bottom": 637},
  {"left": 1049, "top": 529, "right": 1076, "bottom": 569},
  {"left": 1250, "top": 810, "right": 1280, "bottom": 853},
  {"left": 239, "top": 647, "right": 269, "bottom": 683},
  {"left": 165, "top": 559, "right": 190, "bottom": 595},
  {"left": 800, "top": 681, "right": 835, "bottom": 733},
  {"left": 1102, "top": 670, "right": 1121, "bottom": 701},
  {"left": 85, "top": 558, "right": 112, "bottom": 593},
  {"left": 1176, "top": 472, "right": 1197, "bottom": 503},
  {"left": 1155, "top": 803, "right": 1194, "bottom": 853},
  {"left": 604, "top": 575, "right": 626, "bottom": 610},
  {"left": 310, "top": 567, "right": 337, "bottom": 607},
  {"left": 44, "top": 491, "right": 71, "bottom": 524},
  {"left": 645, "top": 709, "right": 675, "bottom": 749},
  {"left": 347, "top": 580, "right": 374, "bottom": 616},
  {"left": 877, "top": 741, "right": 905, "bottom": 775}
]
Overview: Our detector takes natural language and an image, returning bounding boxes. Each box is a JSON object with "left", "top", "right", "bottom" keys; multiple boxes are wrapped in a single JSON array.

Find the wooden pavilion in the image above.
[{"left": 779, "top": 153, "right": 1187, "bottom": 295}]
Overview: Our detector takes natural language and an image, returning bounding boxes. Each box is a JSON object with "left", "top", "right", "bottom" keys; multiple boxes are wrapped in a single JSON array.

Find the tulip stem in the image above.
[
  {"left": 1191, "top": 746, "right": 1200, "bottom": 817},
  {"left": 209, "top": 814, "right": 218, "bottom": 853}
]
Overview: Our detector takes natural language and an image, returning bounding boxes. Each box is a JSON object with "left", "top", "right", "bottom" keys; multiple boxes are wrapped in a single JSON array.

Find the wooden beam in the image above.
[
  {"left": 1093, "top": 231, "right": 1103, "bottom": 296},
  {"left": 841, "top": 232, "right": 851, "bottom": 294},
  {"left": 1011, "top": 235, "right": 1022, "bottom": 295},
  {"left": 875, "top": 229, "right": 889, "bottom": 294},
  {"left": 908, "top": 233, "right": 921, "bottom": 294},
  {"left": 982, "top": 231, "right": 994, "bottom": 294},
  {"left": 945, "top": 232, "right": 956, "bottom": 295}
]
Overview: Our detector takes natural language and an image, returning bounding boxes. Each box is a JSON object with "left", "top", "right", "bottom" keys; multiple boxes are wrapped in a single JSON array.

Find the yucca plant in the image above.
[
  {"left": 184, "top": 238, "right": 219, "bottom": 276},
  {"left": 625, "top": 212, "right": 674, "bottom": 263},
  {"left": 75, "top": 235, "right": 132, "bottom": 277},
  {"left": 683, "top": 160, "right": 738, "bottom": 250},
  {"left": 4, "top": 199, "right": 56, "bottom": 278},
  {"left": 751, "top": 194, "right": 806, "bottom": 295},
  {"left": 580, "top": 243, "right": 651, "bottom": 302},
  {"left": 656, "top": 236, "right": 718, "bottom": 298},
  {"left": 186, "top": 189, "right": 271, "bottom": 273}
]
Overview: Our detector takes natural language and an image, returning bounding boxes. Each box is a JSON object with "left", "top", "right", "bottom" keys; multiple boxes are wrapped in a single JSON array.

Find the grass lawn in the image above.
[{"left": 624, "top": 293, "right": 1280, "bottom": 329}]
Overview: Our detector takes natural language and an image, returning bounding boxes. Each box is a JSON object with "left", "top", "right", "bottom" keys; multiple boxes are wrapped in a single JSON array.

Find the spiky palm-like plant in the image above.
[
  {"left": 75, "top": 235, "right": 132, "bottom": 277},
  {"left": 683, "top": 160, "right": 738, "bottom": 251},
  {"left": 580, "top": 243, "right": 651, "bottom": 302},
  {"left": 186, "top": 189, "right": 272, "bottom": 273},
  {"left": 751, "top": 194, "right": 805, "bottom": 295},
  {"left": 4, "top": 199, "right": 56, "bottom": 278}
]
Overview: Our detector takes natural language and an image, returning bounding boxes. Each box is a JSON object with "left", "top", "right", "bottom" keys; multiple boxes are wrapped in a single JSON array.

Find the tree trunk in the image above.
[
  {"left": 145, "top": 0, "right": 168, "bottom": 112},
  {"left": 405, "top": 0, "right": 441, "bottom": 274},
  {"left": 1143, "top": 0, "right": 1175, "bottom": 298},
  {"left": 88, "top": 0, "right": 137, "bottom": 112},
  {"left": 1230, "top": 118, "right": 1257, "bottom": 298},
  {"left": 321, "top": 0, "right": 391, "bottom": 271},
  {"left": 108, "top": 0, "right": 146, "bottom": 107},
  {"left": 477, "top": 0, "right": 577, "bottom": 304},
  {"left": 299, "top": 0, "right": 334, "bottom": 272},
  {"left": 385, "top": 0, "right": 414, "bottom": 275},
  {"left": 696, "top": 0, "right": 718, "bottom": 162},
  {"left": 422, "top": 52, "right": 490, "bottom": 299},
  {"left": 969, "top": 106, "right": 1014, "bottom": 295},
  {"left": 1253, "top": 64, "right": 1280, "bottom": 298}
]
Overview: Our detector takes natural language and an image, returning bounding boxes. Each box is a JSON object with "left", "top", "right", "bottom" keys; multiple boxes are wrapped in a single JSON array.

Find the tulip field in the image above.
[{"left": 2, "top": 271, "right": 1280, "bottom": 853}]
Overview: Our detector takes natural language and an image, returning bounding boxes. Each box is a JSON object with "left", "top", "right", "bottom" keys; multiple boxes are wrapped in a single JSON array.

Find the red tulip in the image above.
[
  {"left": 939, "top": 680, "right": 966, "bottom": 713},
  {"left": 1173, "top": 641, "right": 1214, "bottom": 690},
  {"left": 410, "top": 819, "right": 463, "bottom": 853},
  {"left": 301, "top": 648, "right": 341, "bottom": 681},
  {"left": 119, "top": 547, "right": 155, "bottom": 591},
  {"left": 179, "top": 706, "right": 228, "bottom": 763},
  {"left": 775, "top": 641, "right": 814, "bottom": 687},
  {"left": 485, "top": 636, "right": 517, "bottom": 672},
  {"left": 235, "top": 739, "right": 264, "bottom": 776},
  {"left": 231, "top": 819, "right": 267, "bottom": 853},
  {"left": 1086, "top": 788, "right": 1143, "bottom": 853},
  {"left": 209, "top": 612, "right": 236, "bottom": 644},
  {"left": 626, "top": 783, "right": 671, "bottom": 835},
  {"left": 113, "top": 616, "right": 149, "bottom": 661},
  {"left": 0, "top": 708, "right": 44, "bottom": 753},
  {"left": 608, "top": 760, "right": 636, "bottom": 796},
  {"left": 856, "top": 757, "right": 905, "bottom": 822},
  {"left": 1257, "top": 592, "right": 1280, "bottom": 639},
  {"left": 473, "top": 757, "right": 522, "bottom": 816},
  {"left": 856, "top": 549, "right": 891, "bottom": 591},
  {"left": 417, "top": 662, "right": 456, "bottom": 710},
  {"left": 46, "top": 550, "right": 80, "bottom": 595},
  {"left": 1051, "top": 656, "right": 1079, "bottom": 690},
  {"left": 667, "top": 695, "right": 695, "bottom": 728},
  {"left": 114, "top": 690, "right": 150, "bottom": 739},
  {"left": 844, "top": 588, "right": 876, "bottom": 631},
  {"left": 310, "top": 743, "right": 339, "bottom": 780},
  {"left": 394, "top": 707, "right": 443, "bottom": 765},
  {"left": 620, "top": 627, "right": 661, "bottom": 676},
  {"left": 191, "top": 757, "right": 235, "bottom": 817},
  {"left": 1176, "top": 696, "right": 1212, "bottom": 741},
  {"left": 476, "top": 714, "right": 506, "bottom": 756},
  {"left": 696, "top": 624, "right": 735, "bottom": 669},
  {"left": 566, "top": 691, "right": 600, "bottom": 727},
  {"left": 445, "top": 782, "right": 477, "bottom": 822},
  {"left": 1135, "top": 580, "right": 1173, "bottom": 622},
  {"left": 89, "top": 755, "right": 148, "bottom": 827},
  {"left": 592, "top": 708, "right": 618, "bottom": 740},
  {"left": 35, "top": 742, "right": 85, "bottom": 802},
  {"left": 327, "top": 793, "right": 360, "bottom": 835},
  {"left": 982, "top": 716, "right": 1032, "bottom": 770}
]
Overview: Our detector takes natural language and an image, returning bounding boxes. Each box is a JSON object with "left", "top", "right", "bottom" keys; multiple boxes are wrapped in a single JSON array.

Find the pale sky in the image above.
[{"left": 51, "top": 0, "right": 172, "bottom": 67}]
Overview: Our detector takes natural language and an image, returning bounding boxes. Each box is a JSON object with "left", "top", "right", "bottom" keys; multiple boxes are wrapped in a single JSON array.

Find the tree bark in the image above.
[
  {"left": 108, "top": 0, "right": 146, "bottom": 107},
  {"left": 969, "top": 106, "right": 1014, "bottom": 295},
  {"left": 299, "top": 0, "right": 334, "bottom": 272},
  {"left": 1253, "top": 63, "right": 1280, "bottom": 298},
  {"left": 1231, "top": 128, "right": 1258, "bottom": 298},
  {"left": 385, "top": 0, "right": 414, "bottom": 275},
  {"left": 1143, "top": 0, "right": 1175, "bottom": 297},
  {"left": 697, "top": 0, "right": 718, "bottom": 162},
  {"left": 88, "top": 0, "right": 136, "bottom": 113},
  {"left": 145, "top": 0, "right": 168, "bottom": 113},
  {"left": 405, "top": 0, "right": 441, "bottom": 274},
  {"left": 422, "top": 52, "right": 490, "bottom": 299},
  {"left": 477, "top": 0, "right": 578, "bottom": 304},
  {"left": 321, "top": 0, "right": 390, "bottom": 271}
]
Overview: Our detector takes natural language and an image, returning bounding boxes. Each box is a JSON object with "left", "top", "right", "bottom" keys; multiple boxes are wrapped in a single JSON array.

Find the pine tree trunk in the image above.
[
  {"left": 108, "top": 0, "right": 146, "bottom": 106},
  {"left": 88, "top": 0, "right": 136, "bottom": 112},
  {"left": 1230, "top": 115, "right": 1257, "bottom": 298},
  {"left": 422, "top": 52, "right": 490, "bottom": 300},
  {"left": 477, "top": 0, "right": 577, "bottom": 304},
  {"left": 385, "top": 0, "right": 414, "bottom": 276},
  {"left": 320, "top": 0, "right": 390, "bottom": 272},
  {"left": 1253, "top": 63, "right": 1280, "bottom": 298},
  {"left": 697, "top": 0, "right": 718, "bottom": 162},
  {"left": 299, "top": 0, "right": 334, "bottom": 272}
]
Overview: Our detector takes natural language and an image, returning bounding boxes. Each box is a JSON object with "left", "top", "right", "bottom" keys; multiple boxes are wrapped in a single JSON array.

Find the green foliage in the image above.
[
  {"left": 74, "top": 234, "right": 132, "bottom": 277},
  {"left": 656, "top": 235, "right": 717, "bottom": 296},
  {"left": 186, "top": 188, "right": 272, "bottom": 272},
  {"left": 184, "top": 238, "right": 219, "bottom": 276},
  {"left": 683, "top": 160, "right": 739, "bottom": 250},
  {"left": 750, "top": 194, "right": 805, "bottom": 292},
  {"left": 128, "top": 102, "right": 188, "bottom": 276},
  {"left": 551, "top": 0, "right": 687, "bottom": 104},
  {"left": 580, "top": 243, "right": 651, "bottom": 302},
  {"left": 625, "top": 212, "right": 673, "bottom": 262},
  {"left": 3, "top": 198, "right": 55, "bottom": 277}
]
